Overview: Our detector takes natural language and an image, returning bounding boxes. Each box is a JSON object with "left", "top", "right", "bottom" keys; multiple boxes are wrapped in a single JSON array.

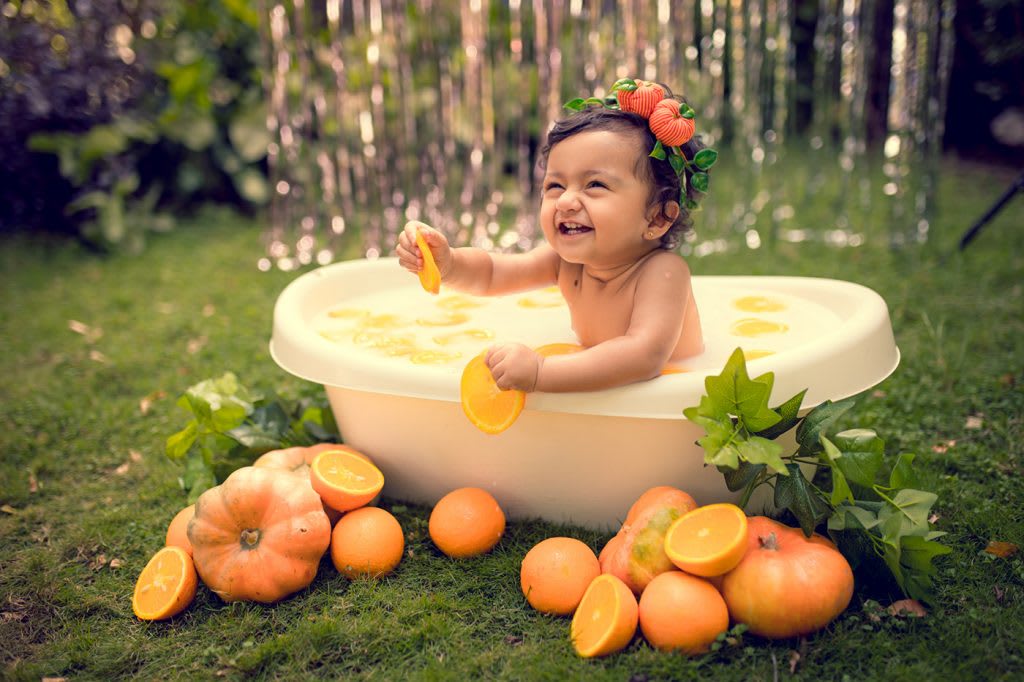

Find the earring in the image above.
[{"left": 645, "top": 230, "right": 655, "bottom": 239}]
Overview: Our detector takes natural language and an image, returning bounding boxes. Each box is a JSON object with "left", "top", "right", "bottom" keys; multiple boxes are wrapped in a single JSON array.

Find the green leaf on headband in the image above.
[
  {"left": 604, "top": 96, "right": 619, "bottom": 108},
  {"left": 563, "top": 98, "right": 586, "bottom": 112},
  {"left": 685, "top": 197, "right": 700, "bottom": 211},
  {"left": 694, "top": 149, "right": 718, "bottom": 170},
  {"left": 649, "top": 140, "right": 667, "bottom": 160},
  {"left": 679, "top": 103, "right": 696, "bottom": 119},
  {"left": 584, "top": 97, "right": 606, "bottom": 107},
  {"left": 691, "top": 172, "right": 710, "bottom": 193},
  {"left": 669, "top": 154, "right": 686, "bottom": 174},
  {"left": 611, "top": 78, "right": 637, "bottom": 92}
]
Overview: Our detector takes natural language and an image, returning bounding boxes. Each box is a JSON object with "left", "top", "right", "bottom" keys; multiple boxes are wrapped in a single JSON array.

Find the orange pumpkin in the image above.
[
  {"left": 720, "top": 516, "right": 854, "bottom": 639},
  {"left": 598, "top": 486, "right": 698, "bottom": 594},
  {"left": 187, "top": 466, "right": 331, "bottom": 603},
  {"left": 254, "top": 443, "right": 371, "bottom": 523}
]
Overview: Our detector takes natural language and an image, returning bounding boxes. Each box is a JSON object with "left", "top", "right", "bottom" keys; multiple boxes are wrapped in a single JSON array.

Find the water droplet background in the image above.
[{"left": 259, "top": 0, "right": 955, "bottom": 269}]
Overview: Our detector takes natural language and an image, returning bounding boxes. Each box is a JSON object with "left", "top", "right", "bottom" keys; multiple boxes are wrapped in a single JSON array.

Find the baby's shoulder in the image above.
[{"left": 636, "top": 249, "right": 691, "bottom": 277}]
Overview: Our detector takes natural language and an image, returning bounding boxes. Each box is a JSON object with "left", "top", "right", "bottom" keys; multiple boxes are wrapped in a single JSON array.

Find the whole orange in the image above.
[
  {"left": 520, "top": 537, "right": 601, "bottom": 616},
  {"left": 428, "top": 487, "right": 505, "bottom": 558},
  {"left": 330, "top": 506, "right": 405, "bottom": 579},
  {"left": 638, "top": 570, "right": 729, "bottom": 654}
]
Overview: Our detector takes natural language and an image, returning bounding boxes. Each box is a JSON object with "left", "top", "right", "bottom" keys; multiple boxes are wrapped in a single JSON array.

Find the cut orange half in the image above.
[
  {"left": 534, "top": 342, "right": 584, "bottom": 357},
  {"left": 415, "top": 229, "right": 441, "bottom": 294},
  {"left": 132, "top": 546, "right": 198, "bottom": 621},
  {"left": 663, "top": 503, "right": 749, "bottom": 577},
  {"left": 460, "top": 352, "right": 525, "bottom": 435},
  {"left": 570, "top": 573, "right": 639, "bottom": 658},
  {"left": 310, "top": 448, "right": 385, "bottom": 512}
]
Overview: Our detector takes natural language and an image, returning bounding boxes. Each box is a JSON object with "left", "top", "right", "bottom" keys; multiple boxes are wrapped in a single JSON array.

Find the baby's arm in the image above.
[
  {"left": 492, "top": 254, "right": 693, "bottom": 393},
  {"left": 397, "top": 221, "right": 559, "bottom": 295}
]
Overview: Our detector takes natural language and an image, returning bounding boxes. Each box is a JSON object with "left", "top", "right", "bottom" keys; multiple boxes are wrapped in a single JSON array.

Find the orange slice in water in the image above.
[
  {"left": 534, "top": 342, "right": 584, "bottom": 357},
  {"left": 310, "top": 449, "right": 385, "bottom": 512},
  {"left": 663, "top": 503, "right": 749, "bottom": 577},
  {"left": 132, "top": 546, "right": 198, "bottom": 621},
  {"left": 570, "top": 573, "right": 639, "bottom": 658},
  {"left": 460, "top": 352, "right": 525, "bottom": 435},
  {"left": 415, "top": 229, "right": 441, "bottom": 294}
]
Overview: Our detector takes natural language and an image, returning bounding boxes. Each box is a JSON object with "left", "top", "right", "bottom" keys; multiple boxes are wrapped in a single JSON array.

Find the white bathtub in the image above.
[{"left": 270, "top": 258, "right": 899, "bottom": 530}]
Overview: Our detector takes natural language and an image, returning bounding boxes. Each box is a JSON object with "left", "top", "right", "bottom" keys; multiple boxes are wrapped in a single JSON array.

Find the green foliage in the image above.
[
  {"left": 685, "top": 348, "right": 951, "bottom": 603},
  {"left": 20, "top": 0, "right": 268, "bottom": 251},
  {"left": 166, "top": 373, "right": 339, "bottom": 501}
]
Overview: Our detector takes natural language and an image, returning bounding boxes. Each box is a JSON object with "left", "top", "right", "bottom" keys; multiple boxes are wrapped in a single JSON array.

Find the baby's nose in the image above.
[{"left": 555, "top": 189, "right": 582, "bottom": 211}]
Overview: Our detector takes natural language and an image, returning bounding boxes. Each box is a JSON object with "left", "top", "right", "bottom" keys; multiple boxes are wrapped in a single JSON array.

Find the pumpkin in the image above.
[
  {"left": 254, "top": 443, "right": 371, "bottom": 523},
  {"left": 720, "top": 516, "right": 854, "bottom": 639},
  {"left": 187, "top": 466, "right": 331, "bottom": 603},
  {"left": 599, "top": 486, "right": 698, "bottom": 594},
  {"left": 252, "top": 443, "right": 361, "bottom": 474}
]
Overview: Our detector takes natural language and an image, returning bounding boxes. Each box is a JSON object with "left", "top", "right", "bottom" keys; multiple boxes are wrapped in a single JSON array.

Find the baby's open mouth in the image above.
[{"left": 558, "top": 222, "right": 593, "bottom": 235}]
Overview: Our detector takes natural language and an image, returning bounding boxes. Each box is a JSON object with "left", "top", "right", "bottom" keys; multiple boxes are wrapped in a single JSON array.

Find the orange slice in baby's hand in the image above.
[
  {"left": 460, "top": 352, "right": 525, "bottom": 435},
  {"left": 663, "top": 503, "right": 749, "bottom": 577},
  {"left": 570, "top": 573, "right": 639, "bottom": 658},
  {"left": 414, "top": 229, "right": 441, "bottom": 294},
  {"left": 132, "top": 546, "right": 198, "bottom": 621},
  {"left": 310, "top": 449, "right": 385, "bottom": 512}
]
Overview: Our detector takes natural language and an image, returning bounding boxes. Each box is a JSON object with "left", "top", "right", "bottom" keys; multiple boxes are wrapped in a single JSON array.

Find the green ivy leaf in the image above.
[
  {"left": 773, "top": 462, "right": 831, "bottom": 536},
  {"left": 679, "top": 103, "right": 695, "bottom": 119},
  {"left": 889, "top": 452, "right": 922, "bottom": 489},
  {"left": 737, "top": 436, "right": 789, "bottom": 476},
  {"left": 166, "top": 421, "right": 198, "bottom": 462},
  {"left": 690, "top": 172, "right": 710, "bottom": 193},
  {"left": 878, "top": 488, "right": 938, "bottom": 538},
  {"left": 649, "top": 140, "right": 667, "bottom": 160},
  {"left": 181, "top": 449, "right": 217, "bottom": 503},
  {"left": 668, "top": 153, "right": 686, "bottom": 174},
  {"left": 755, "top": 389, "right": 806, "bottom": 440},
  {"left": 821, "top": 435, "right": 855, "bottom": 505},
  {"left": 795, "top": 398, "right": 856, "bottom": 457},
  {"left": 719, "top": 461, "right": 765, "bottom": 492},
  {"left": 699, "top": 348, "right": 782, "bottom": 433},
  {"left": 563, "top": 98, "right": 586, "bottom": 111},
  {"left": 829, "top": 428, "right": 886, "bottom": 493},
  {"left": 828, "top": 502, "right": 882, "bottom": 533}
]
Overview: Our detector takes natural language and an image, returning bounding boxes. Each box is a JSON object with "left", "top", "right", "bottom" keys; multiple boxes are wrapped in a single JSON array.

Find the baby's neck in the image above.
[{"left": 579, "top": 249, "right": 661, "bottom": 283}]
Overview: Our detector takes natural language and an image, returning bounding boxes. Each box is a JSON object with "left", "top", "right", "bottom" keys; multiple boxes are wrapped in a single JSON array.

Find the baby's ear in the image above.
[{"left": 646, "top": 200, "right": 680, "bottom": 235}]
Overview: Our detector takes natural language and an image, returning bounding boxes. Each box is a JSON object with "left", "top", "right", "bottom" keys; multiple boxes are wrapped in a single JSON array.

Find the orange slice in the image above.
[
  {"left": 459, "top": 352, "right": 525, "bottom": 434},
  {"left": 415, "top": 229, "right": 441, "bottom": 294},
  {"left": 663, "top": 503, "right": 749, "bottom": 577},
  {"left": 132, "top": 546, "right": 198, "bottom": 621},
  {"left": 570, "top": 573, "right": 639, "bottom": 658},
  {"left": 659, "top": 363, "right": 689, "bottom": 375},
  {"left": 310, "top": 448, "right": 385, "bottom": 512},
  {"left": 534, "top": 342, "right": 584, "bottom": 357}
]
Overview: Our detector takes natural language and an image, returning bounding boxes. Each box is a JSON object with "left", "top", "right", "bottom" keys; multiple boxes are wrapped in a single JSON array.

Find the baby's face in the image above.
[{"left": 540, "top": 130, "right": 659, "bottom": 272}]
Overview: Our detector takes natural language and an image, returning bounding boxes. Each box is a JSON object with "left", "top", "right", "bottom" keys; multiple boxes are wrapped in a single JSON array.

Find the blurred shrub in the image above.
[{"left": 0, "top": 0, "right": 270, "bottom": 250}]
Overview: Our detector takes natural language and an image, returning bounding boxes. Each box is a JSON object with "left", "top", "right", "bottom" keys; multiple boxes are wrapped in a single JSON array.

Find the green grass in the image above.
[{"left": 2, "top": 160, "right": 1023, "bottom": 681}]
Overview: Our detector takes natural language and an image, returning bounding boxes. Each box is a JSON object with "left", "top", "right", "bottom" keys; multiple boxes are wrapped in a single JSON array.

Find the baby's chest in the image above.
[{"left": 560, "top": 279, "right": 638, "bottom": 343}]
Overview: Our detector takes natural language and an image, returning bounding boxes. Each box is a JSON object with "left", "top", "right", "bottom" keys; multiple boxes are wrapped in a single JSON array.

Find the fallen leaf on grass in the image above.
[
  {"left": 187, "top": 336, "right": 208, "bottom": 354},
  {"left": 28, "top": 470, "right": 38, "bottom": 493},
  {"left": 89, "top": 350, "right": 110, "bottom": 364},
  {"left": 68, "top": 320, "right": 103, "bottom": 343},
  {"left": 887, "top": 599, "right": 927, "bottom": 618},
  {"left": 994, "top": 585, "right": 1005, "bottom": 602},
  {"left": 202, "top": 303, "right": 216, "bottom": 317},
  {"left": 139, "top": 390, "right": 167, "bottom": 415},
  {"left": 965, "top": 415, "right": 984, "bottom": 430},
  {"left": 504, "top": 635, "right": 523, "bottom": 647},
  {"left": 1, "top": 504, "right": 17, "bottom": 514},
  {"left": 88, "top": 553, "right": 108, "bottom": 571},
  {"left": 789, "top": 650, "right": 801, "bottom": 674},
  {"left": 109, "top": 558, "right": 123, "bottom": 569},
  {"left": 984, "top": 541, "right": 1019, "bottom": 558},
  {"left": 871, "top": 389, "right": 886, "bottom": 398},
  {"left": 931, "top": 439, "right": 956, "bottom": 453}
]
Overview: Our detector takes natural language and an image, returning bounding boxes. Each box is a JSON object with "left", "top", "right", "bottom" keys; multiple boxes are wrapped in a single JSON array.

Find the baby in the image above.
[{"left": 397, "top": 79, "right": 712, "bottom": 393}]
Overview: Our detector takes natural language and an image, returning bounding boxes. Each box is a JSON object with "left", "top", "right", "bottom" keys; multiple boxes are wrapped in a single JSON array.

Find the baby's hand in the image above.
[
  {"left": 397, "top": 221, "right": 452, "bottom": 279},
  {"left": 485, "top": 343, "right": 542, "bottom": 392}
]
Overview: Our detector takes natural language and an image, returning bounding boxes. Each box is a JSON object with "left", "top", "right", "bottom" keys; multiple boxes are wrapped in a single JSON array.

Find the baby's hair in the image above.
[{"left": 538, "top": 89, "right": 707, "bottom": 250}]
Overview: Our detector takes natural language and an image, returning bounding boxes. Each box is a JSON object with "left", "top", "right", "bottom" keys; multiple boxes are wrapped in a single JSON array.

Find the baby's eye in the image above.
[
  {"left": 543, "top": 182, "right": 564, "bottom": 192},
  {"left": 587, "top": 180, "right": 608, "bottom": 189}
]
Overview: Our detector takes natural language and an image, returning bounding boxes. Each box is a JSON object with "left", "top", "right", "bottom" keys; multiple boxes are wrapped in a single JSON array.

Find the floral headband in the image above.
[{"left": 564, "top": 78, "right": 718, "bottom": 211}]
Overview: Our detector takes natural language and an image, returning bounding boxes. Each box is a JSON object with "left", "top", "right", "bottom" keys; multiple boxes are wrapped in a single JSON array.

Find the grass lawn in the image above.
[{"left": 1, "top": 159, "right": 1022, "bottom": 680}]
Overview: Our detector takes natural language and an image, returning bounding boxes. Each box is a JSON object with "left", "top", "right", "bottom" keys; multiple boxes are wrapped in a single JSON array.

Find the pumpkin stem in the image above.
[
  {"left": 758, "top": 532, "right": 780, "bottom": 551},
  {"left": 240, "top": 528, "right": 261, "bottom": 549}
]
